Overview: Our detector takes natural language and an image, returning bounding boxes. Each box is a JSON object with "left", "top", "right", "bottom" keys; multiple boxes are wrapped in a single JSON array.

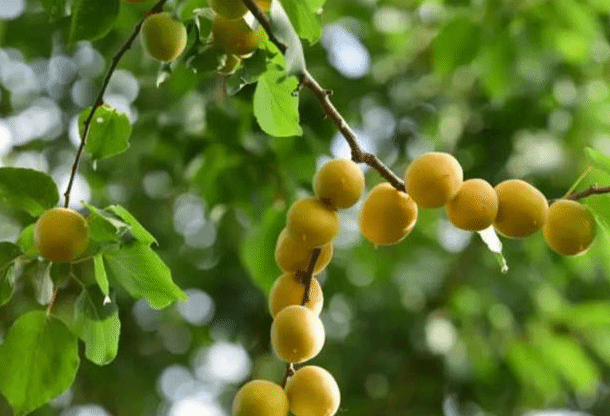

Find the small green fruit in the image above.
[{"left": 141, "top": 12, "right": 187, "bottom": 62}]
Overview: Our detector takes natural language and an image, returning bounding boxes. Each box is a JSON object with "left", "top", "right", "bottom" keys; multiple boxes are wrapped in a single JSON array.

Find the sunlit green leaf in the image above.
[
  {"left": 78, "top": 104, "right": 132, "bottom": 162},
  {"left": 0, "top": 168, "right": 59, "bottom": 217}
]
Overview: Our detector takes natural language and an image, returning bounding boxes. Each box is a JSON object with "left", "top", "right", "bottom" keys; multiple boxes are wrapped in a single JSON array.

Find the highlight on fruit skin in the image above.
[
  {"left": 34, "top": 207, "right": 89, "bottom": 262},
  {"left": 493, "top": 179, "right": 549, "bottom": 238},
  {"left": 275, "top": 228, "right": 333, "bottom": 275},
  {"left": 286, "top": 197, "right": 339, "bottom": 249},
  {"left": 285, "top": 365, "right": 341, "bottom": 416},
  {"left": 543, "top": 199, "right": 596, "bottom": 255},
  {"left": 359, "top": 182, "right": 418, "bottom": 245},
  {"left": 446, "top": 178, "right": 499, "bottom": 231},
  {"left": 268, "top": 272, "right": 323, "bottom": 318},
  {"left": 211, "top": 16, "right": 264, "bottom": 57},
  {"left": 270, "top": 305, "right": 325, "bottom": 363},
  {"left": 232, "top": 379, "right": 289, "bottom": 416},
  {"left": 404, "top": 151, "right": 463, "bottom": 208},
  {"left": 314, "top": 159, "right": 365, "bottom": 209},
  {"left": 210, "top": 0, "right": 248, "bottom": 20},
  {"left": 141, "top": 12, "right": 187, "bottom": 62}
]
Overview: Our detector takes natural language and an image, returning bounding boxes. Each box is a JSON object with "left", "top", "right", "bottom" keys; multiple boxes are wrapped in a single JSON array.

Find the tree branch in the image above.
[
  {"left": 242, "top": 0, "right": 406, "bottom": 192},
  {"left": 63, "top": 0, "right": 169, "bottom": 208},
  {"left": 568, "top": 185, "right": 610, "bottom": 201}
]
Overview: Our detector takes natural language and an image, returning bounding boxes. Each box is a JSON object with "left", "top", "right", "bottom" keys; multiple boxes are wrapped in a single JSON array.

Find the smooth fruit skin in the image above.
[
  {"left": 269, "top": 272, "right": 323, "bottom": 318},
  {"left": 34, "top": 207, "right": 89, "bottom": 262},
  {"left": 270, "top": 305, "right": 325, "bottom": 363},
  {"left": 141, "top": 12, "right": 187, "bottom": 62},
  {"left": 285, "top": 366, "right": 341, "bottom": 416},
  {"left": 359, "top": 182, "right": 418, "bottom": 245},
  {"left": 210, "top": 0, "right": 248, "bottom": 20},
  {"left": 493, "top": 179, "right": 549, "bottom": 238},
  {"left": 404, "top": 152, "right": 463, "bottom": 208},
  {"left": 211, "top": 17, "right": 263, "bottom": 56},
  {"left": 543, "top": 199, "right": 596, "bottom": 255},
  {"left": 275, "top": 228, "right": 333, "bottom": 275},
  {"left": 314, "top": 159, "right": 365, "bottom": 209},
  {"left": 232, "top": 380, "right": 289, "bottom": 416},
  {"left": 286, "top": 197, "right": 339, "bottom": 249},
  {"left": 446, "top": 178, "right": 499, "bottom": 231}
]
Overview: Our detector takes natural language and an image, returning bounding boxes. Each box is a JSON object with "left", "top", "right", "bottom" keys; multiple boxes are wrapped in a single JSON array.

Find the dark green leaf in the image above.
[
  {"left": 40, "top": 0, "right": 67, "bottom": 21},
  {"left": 69, "top": 0, "right": 120, "bottom": 43},
  {"left": 240, "top": 202, "right": 286, "bottom": 293},
  {"left": 253, "top": 66, "right": 302, "bottom": 137},
  {"left": 103, "top": 242, "right": 186, "bottom": 309},
  {"left": 0, "top": 242, "right": 20, "bottom": 307},
  {"left": 78, "top": 104, "right": 132, "bottom": 162},
  {"left": 0, "top": 168, "right": 59, "bottom": 217},
  {"left": 74, "top": 285, "right": 120, "bottom": 365},
  {"left": 433, "top": 17, "right": 480, "bottom": 75},
  {"left": 50, "top": 262, "right": 71, "bottom": 286},
  {"left": 0, "top": 311, "right": 79, "bottom": 416}
]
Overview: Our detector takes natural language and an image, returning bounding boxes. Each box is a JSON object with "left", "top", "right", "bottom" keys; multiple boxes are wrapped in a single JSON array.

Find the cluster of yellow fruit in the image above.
[
  {"left": 233, "top": 159, "right": 365, "bottom": 416},
  {"left": 360, "top": 151, "right": 596, "bottom": 256}
]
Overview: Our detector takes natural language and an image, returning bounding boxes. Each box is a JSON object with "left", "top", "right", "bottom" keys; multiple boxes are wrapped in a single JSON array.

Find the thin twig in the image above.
[
  {"left": 568, "top": 184, "right": 610, "bottom": 201},
  {"left": 242, "top": 0, "right": 406, "bottom": 192},
  {"left": 63, "top": 0, "right": 169, "bottom": 207}
]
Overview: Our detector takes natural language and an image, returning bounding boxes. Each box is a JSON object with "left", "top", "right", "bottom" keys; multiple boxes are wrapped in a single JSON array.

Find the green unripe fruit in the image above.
[
  {"left": 270, "top": 305, "right": 325, "bottom": 363},
  {"left": 446, "top": 178, "right": 499, "bottom": 231},
  {"left": 314, "top": 159, "right": 365, "bottom": 209},
  {"left": 268, "top": 272, "right": 323, "bottom": 318},
  {"left": 34, "top": 207, "right": 89, "bottom": 262},
  {"left": 285, "top": 366, "right": 341, "bottom": 416},
  {"left": 359, "top": 182, "right": 418, "bottom": 245},
  {"left": 210, "top": 0, "right": 248, "bottom": 19},
  {"left": 286, "top": 197, "right": 339, "bottom": 249},
  {"left": 275, "top": 228, "right": 333, "bottom": 275},
  {"left": 141, "top": 12, "right": 187, "bottom": 62},
  {"left": 404, "top": 152, "right": 463, "bottom": 208},
  {"left": 211, "top": 16, "right": 263, "bottom": 56},
  {"left": 493, "top": 179, "right": 548, "bottom": 238},
  {"left": 232, "top": 380, "right": 289, "bottom": 416},
  {"left": 543, "top": 199, "right": 596, "bottom": 255}
]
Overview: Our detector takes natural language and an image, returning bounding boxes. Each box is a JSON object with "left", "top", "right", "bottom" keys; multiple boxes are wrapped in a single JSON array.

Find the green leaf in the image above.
[
  {"left": 106, "top": 205, "right": 157, "bottom": 246},
  {"left": 240, "top": 202, "right": 286, "bottom": 293},
  {"left": 85, "top": 203, "right": 128, "bottom": 243},
  {"left": 585, "top": 147, "right": 610, "bottom": 176},
  {"left": 103, "top": 242, "right": 186, "bottom": 309},
  {"left": 0, "top": 311, "right": 79, "bottom": 416},
  {"left": 74, "top": 285, "right": 120, "bottom": 365},
  {"left": 93, "top": 253, "right": 110, "bottom": 296},
  {"left": 433, "top": 17, "right": 480, "bottom": 75},
  {"left": 69, "top": 0, "right": 120, "bottom": 43},
  {"left": 17, "top": 224, "right": 37, "bottom": 258},
  {"left": 33, "top": 262, "right": 54, "bottom": 306},
  {"left": 254, "top": 66, "right": 302, "bottom": 137},
  {"left": 78, "top": 104, "right": 132, "bottom": 162},
  {"left": 0, "top": 242, "right": 21, "bottom": 307},
  {"left": 278, "top": 0, "right": 321, "bottom": 45},
  {"left": 0, "top": 168, "right": 59, "bottom": 217},
  {"left": 506, "top": 340, "right": 562, "bottom": 401},
  {"left": 40, "top": 0, "right": 67, "bottom": 21}
]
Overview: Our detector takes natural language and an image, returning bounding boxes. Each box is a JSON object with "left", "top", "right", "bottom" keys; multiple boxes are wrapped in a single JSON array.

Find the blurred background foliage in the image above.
[{"left": 2, "top": 0, "right": 610, "bottom": 415}]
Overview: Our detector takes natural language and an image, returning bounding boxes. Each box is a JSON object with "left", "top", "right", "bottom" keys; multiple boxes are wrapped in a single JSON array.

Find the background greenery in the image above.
[{"left": 2, "top": 0, "right": 610, "bottom": 415}]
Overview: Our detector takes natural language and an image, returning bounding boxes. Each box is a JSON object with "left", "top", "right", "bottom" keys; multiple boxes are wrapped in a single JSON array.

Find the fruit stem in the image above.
[
  {"left": 241, "top": 0, "right": 406, "bottom": 193},
  {"left": 63, "top": 0, "right": 169, "bottom": 208},
  {"left": 567, "top": 184, "right": 610, "bottom": 201}
]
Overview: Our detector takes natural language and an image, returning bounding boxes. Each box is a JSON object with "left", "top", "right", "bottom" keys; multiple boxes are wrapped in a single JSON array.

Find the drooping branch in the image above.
[
  {"left": 242, "top": 0, "right": 406, "bottom": 192},
  {"left": 568, "top": 185, "right": 610, "bottom": 201},
  {"left": 63, "top": 0, "right": 169, "bottom": 208}
]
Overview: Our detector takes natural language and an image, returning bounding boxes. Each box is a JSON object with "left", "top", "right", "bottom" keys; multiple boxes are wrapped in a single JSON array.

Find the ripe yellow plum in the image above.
[
  {"left": 211, "top": 16, "right": 263, "bottom": 57},
  {"left": 34, "top": 207, "right": 89, "bottom": 262},
  {"left": 285, "top": 366, "right": 341, "bottom": 416},
  {"left": 210, "top": 0, "right": 248, "bottom": 20},
  {"left": 275, "top": 228, "right": 333, "bottom": 275},
  {"left": 493, "top": 179, "right": 548, "bottom": 238},
  {"left": 359, "top": 182, "right": 418, "bottom": 245},
  {"left": 543, "top": 199, "right": 596, "bottom": 255},
  {"left": 141, "top": 12, "right": 187, "bottom": 62},
  {"left": 286, "top": 198, "right": 339, "bottom": 249},
  {"left": 270, "top": 305, "right": 325, "bottom": 363},
  {"left": 404, "top": 152, "right": 463, "bottom": 208},
  {"left": 232, "top": 379, "right": 289, "bottom": 416},
  {"left": 268, "top": 272, "right": 323, "bottom": 318},
  {"left": 446, "top": 178, "right": 499, "bottom": 231},
  {"left": 314, "top": 159, "right": 365, "bottom": 209}
]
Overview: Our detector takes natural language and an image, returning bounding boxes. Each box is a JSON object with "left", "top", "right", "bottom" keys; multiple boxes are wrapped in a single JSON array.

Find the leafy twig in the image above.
[
  {"left": 242, "top": 0, "right": 406, "bottom": 192},
  {"left": 63, "top": 0, "right": 169, "bottom": 207}
]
